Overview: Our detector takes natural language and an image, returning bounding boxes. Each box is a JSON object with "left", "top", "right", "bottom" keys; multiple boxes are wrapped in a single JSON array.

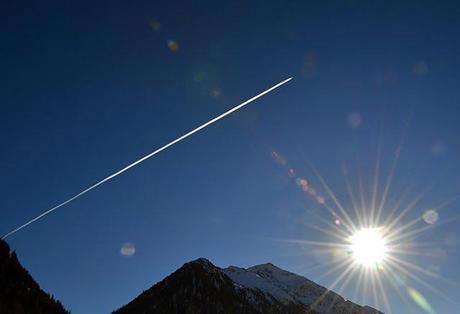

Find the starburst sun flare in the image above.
[
  {"left": 269, "top": 144, "right": 460, "bottom": 314},
  {"left": 349, "top": 227, "right": 388, "bottom": 268}
]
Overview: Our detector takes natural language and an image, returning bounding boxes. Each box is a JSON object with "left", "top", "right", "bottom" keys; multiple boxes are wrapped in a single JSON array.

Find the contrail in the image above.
[{"left": 2, "top": 77, "right": 292, "bottom": 240}]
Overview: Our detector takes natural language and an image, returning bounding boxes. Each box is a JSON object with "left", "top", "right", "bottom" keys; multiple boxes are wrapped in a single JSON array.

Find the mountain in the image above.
[
  {"left": 0, "top": 239, "right": 68, "bottom": 314},
  {"left": 113, "top": 258, "right": 383, "bottom": 314}
]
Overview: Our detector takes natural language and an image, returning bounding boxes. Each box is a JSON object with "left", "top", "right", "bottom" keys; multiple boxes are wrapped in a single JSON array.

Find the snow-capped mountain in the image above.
[{"left": 114, "top": 258, "right": 382, "bottom": 314}]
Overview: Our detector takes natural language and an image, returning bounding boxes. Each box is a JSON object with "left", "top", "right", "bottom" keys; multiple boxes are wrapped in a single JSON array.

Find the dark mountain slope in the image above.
[
  {"left": 0, "top": 239, "right": 68, "bottom": 314},
  {"left": 113, "top": 258, "right": 309, "bottom": 314},
  {"left": 114, "top": 258, "right": 382, "bottom": 314}
]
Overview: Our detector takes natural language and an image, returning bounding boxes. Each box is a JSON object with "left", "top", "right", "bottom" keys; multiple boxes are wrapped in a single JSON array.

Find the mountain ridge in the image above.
[
  {"left": 0, "top": 239, "right": 68, "bottom": 314},
  {"left": 114, "top": 257, "right": 383, "bottom": 314}
]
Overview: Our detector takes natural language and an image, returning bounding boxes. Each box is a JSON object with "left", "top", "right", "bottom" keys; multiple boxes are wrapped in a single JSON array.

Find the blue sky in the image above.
[{"left": 1, "top": 1, "right": 460, "bottom": 313}]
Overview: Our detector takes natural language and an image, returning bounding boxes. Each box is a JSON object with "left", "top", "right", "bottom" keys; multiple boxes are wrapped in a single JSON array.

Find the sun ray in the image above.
[
  {"left": 387, "top": 255, "right": 460, "bottom": 287},
  {"left": 309, "top": 164, "right": 357, "bottom": 233},
  {"left": 342, "top": 162, "right": 365, "bottom": 227},
  {"left": 380, "top": 264, "right": 412, "bottom": 310},
  {"left": 370, "top": 126, "right": 383, "bottom": 226},
  {"left": 380, "top": 183, "right": 415, "bottom": 230},
  {"left": 303, "top": 222, "right": 349, "bottom": 243},
  {"left": 311, "top": 262, "right": 357, "bottom": 310},
  {"left": 374, "top": 145, "right": 398, "bottom": 226},
  {"left": 384, "top": 186, "right": 432, "bottom": 232},
  {"left": 356, "top": 170, "right": 370, "bottom": 227},
  {"left": 386, "top": 258, "right": 460, "bottom": 306},
  {"left": 351, "top": 264, "right": 365, "bottom": 302},
  {"left": 362, "top": 268, "right": 371, "bottom": 305},
  {"left": 389, "top": 247, "right": 444, "bottom": 258},
  {"left": 315, "top": 257, "right": 352, "bottom": 281},
  {"left": 321, "top": 202, "right": 356, "bottom": 232},
  {"left": 334, "top": 264, "right": 360, "bottom": 297},
  {"left": 385, "top": 195, "right": 460, "bottom": 244},
  {"left": 274, "top": 238, "right": 349, "bottom": 249},
  {"left": 298, "top": 256, "right": 349, "bottom": 274},
  {"left": 324, "top": 265, "right": 360, "bottom": 313},
  {"left": 387, "top": 255, "right": 441, "bottom": 279},
  {"left": 300, "top": 210, "right": 351, "bottom": 240},
  {"left": 375, "top": 270, "right": 392, "bottom": 314},
  {"left": 369, "top": 269, "right": 379, "bottom": 312},
  {"left": 374, "top": 120, "right": 408, "bottom": 226},
  {"left": 385, "top": 216, "right": 423, "bottom": 243},
  {"left": 388, "top": 214, "right": 460, "bottom": 244}
]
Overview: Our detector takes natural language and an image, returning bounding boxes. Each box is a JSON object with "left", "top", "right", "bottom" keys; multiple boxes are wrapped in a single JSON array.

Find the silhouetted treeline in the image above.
[{"left": 0, "top": 239, "right": 69, "bottom": 314}]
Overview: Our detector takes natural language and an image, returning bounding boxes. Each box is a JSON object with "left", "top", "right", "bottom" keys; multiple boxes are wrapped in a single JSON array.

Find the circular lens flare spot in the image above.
[
  {"left": 120, "top": 242, "right": 136, "bottom": 257},
  {"left": 349, "top": 227, "right": 387, "bottom": 267},
  {"left": 423, "top": 209, "right": 439, "bottom": 225}
]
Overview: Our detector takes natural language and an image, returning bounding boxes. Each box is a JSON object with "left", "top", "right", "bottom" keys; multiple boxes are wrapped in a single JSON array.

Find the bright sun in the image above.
[{"left": 349, "top": 227, "right": 388, "bottom": 267}]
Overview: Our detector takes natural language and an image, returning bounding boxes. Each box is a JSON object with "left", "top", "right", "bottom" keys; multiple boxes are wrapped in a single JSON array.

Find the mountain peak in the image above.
[
  {"left": 250, "top": 262, "right": 277, "bottom": 269},
  {"left": 248, "top": 262, "right": 286, "bottom": 274},
  {"left": 189, "top": 257, "right": 215, "bottom": 268},
  {"left": 115, "top": 258, "right": 383, "bottom": 314}
]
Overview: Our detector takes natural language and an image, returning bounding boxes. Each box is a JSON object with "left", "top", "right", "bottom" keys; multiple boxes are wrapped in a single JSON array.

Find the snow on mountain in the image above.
[
  {"left": 224, "top": 261, "right": 380, "bottom": 314},
  {"left": 115, "top": 258, "right": 383, "bottom": 314},
  {"left": 223, "top": 264, "right": 298, "bottom": 303}
]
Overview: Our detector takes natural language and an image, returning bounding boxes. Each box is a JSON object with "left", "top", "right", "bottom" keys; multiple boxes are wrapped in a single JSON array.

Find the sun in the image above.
[{"left": 349, "top": 227, "right": 388, "bottom": 267}]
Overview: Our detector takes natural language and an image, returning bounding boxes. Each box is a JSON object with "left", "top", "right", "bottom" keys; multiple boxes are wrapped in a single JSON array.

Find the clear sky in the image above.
[{"left": 1, "top": 1, "right": 460, "bottom": 313}]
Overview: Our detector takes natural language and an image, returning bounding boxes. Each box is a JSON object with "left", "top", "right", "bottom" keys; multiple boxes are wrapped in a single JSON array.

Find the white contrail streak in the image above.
[{"left": 2, "top": 77, "right": 292, "bottom": 240}]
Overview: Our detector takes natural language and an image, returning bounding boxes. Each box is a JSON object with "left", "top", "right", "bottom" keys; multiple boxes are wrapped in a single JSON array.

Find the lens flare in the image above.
[
  {"left": 120, "top": 243, "right": 136, "bottom": 257},
  {"left": 268, "top": 133, "right": 460, "bottom": 313},
  {"left": 167, "top": 40, "right": 179, "bottom": 52},
  {"left": 423, "top": 209, "right": 439, "bottom": 224},
  {"left": 349, "top": 227, "right": 388, "bottom": 267},
  {"left": 408, "top": 287, "right": 436, "bottom": 314}
]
